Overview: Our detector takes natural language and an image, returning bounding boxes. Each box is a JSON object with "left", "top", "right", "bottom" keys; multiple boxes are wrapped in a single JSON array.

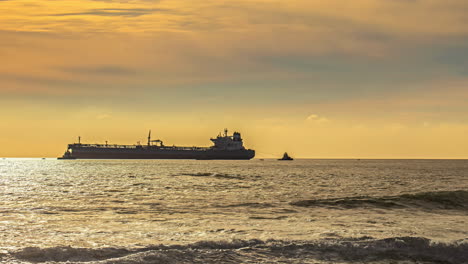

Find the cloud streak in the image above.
[
  {"left": 60, "top": 65, "right": 138, "bottom": 76},
  {"left": 49, "top": 8, "right": 170, "bottom": 17}
]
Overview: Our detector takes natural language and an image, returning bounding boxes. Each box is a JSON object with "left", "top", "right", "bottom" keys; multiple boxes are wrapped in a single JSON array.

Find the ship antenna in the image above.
[{"left": 148, "top": 130, "right": 151, "bottom": 146}]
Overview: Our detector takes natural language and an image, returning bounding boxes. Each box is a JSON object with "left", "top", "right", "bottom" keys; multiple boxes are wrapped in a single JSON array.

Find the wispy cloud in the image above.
[
  {"left": 49, "top": 8, "right": 170, "bottom": 17},
  {"left": 96, "top": 113, "right": 112, "bottom": 120},
  {"left": 306, "top": 114, "right": 330, "bottom": 124},
  {"left": 60, "top": 65, "right": 138, "bottom": 76}
]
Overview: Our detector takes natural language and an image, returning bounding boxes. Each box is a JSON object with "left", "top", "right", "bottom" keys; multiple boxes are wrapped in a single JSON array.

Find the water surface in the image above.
[{"left": 1, "top": 159, "right": 467, "bottom": 263}]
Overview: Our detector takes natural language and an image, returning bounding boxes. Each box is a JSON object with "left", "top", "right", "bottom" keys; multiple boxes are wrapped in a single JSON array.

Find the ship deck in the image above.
[{"left": 68, "top": 143, "right": 210, "bottom": 151}]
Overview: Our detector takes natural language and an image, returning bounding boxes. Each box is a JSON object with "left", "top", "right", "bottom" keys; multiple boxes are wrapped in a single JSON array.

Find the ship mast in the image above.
[{"left": 147, "top": 130, "right": 151, "bottom": 146}]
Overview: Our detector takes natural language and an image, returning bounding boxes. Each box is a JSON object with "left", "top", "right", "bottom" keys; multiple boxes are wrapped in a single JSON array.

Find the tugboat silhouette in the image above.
[{"left": 278, "top": 152, "right": 293, "bottom": 161}]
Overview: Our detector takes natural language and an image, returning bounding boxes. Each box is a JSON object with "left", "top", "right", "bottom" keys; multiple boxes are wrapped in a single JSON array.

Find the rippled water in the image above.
[{"left": 0, "top": 159, "right": 467, "bottom": 263}]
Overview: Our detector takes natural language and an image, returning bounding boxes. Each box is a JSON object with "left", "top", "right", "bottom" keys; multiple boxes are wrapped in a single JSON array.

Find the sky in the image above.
[{"left": 1, "top": 0, "right": 468, "bottom": 158}]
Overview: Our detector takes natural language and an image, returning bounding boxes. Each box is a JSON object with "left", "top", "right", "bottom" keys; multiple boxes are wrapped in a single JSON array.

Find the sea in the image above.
[{"left": 0, "top": 159, "right": 467, "bottom": 263}]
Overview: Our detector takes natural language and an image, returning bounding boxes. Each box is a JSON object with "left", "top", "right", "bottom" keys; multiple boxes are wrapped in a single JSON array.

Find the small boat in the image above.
[{"left": 278, "top": 152, "right": 293, "bottom": 161}]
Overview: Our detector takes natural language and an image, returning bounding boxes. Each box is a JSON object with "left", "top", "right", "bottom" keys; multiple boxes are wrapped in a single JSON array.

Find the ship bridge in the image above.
[{"left": 210, "top": 129, "right": 245, "bottom": 151}]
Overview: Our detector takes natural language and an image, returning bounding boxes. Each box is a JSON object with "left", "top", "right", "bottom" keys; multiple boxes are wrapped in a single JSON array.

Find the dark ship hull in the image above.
[
  {"left": 278, "top": 152, "right": 293, "bottom": 161},
  {"left": 59, "top": 129, "right": 255, "bottom": 160},
  {"left": 69, "top": 147, "right": 255, "bottom": 160}
]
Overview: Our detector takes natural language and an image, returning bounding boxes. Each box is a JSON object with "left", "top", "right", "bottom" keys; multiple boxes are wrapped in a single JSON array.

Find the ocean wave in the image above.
[
  {"left": 290, "top": 190, "right": 468, "bottom": 211},
  {"left": 179, "top": 172, "right": 213, "bottom": 177},
  {"left": 178, "top": 172, "right": 244, "bottom": 180},
  {"left": 213, "top": 173, "right": 244, "bottom": 180},
  {"left": 218, "top": 202, "right": 274, "bottom": 208},
  {"left": 6, "top": 237, "right": 468, "bottom": 263}
]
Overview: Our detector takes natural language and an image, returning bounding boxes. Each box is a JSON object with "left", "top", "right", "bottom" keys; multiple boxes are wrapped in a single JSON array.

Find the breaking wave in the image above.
[
  {"left": 290, "top": 190, "right": 468, "bottom": 211},
  {"left": 5, "top": 237, "right": 468, "bottom": 264}
]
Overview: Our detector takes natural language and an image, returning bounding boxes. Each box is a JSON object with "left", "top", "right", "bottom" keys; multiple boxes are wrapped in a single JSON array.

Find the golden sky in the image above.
[{"left": 1, "top": 0, "right": 468, "bottom": 158}]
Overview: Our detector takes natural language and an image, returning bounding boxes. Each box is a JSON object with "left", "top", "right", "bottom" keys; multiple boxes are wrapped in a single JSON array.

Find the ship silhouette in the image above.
[
  {"left": 278, "top": 152, "right": 293, "bottom": 161},
  {"left": 58, "top": 129, "right": 255, "bottom": 160}
]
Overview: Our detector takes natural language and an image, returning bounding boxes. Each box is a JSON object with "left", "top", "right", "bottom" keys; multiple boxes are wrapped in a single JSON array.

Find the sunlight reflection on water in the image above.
[{"left": 0, "top": 159, "right": 467, "bottom": 249}]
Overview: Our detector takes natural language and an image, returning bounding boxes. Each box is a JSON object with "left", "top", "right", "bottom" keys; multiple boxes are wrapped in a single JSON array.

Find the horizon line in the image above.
[{"left": 1, "top": 157, "right": 467, "bottom": 160}]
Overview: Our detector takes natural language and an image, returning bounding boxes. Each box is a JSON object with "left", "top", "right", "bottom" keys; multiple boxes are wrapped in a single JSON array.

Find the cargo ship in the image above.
[{"left": 58, "top": 129, "right": 255, "bottom": 160}]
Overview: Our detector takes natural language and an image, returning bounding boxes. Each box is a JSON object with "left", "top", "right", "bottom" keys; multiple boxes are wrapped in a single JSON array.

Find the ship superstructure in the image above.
[{"left": 59, "top": 129, "right": 255, "bottom": 160}]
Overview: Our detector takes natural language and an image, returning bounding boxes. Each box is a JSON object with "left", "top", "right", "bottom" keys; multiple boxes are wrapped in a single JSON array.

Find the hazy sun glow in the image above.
[{"left": 1, "top": 0, "right": 467, "bottom": 158}]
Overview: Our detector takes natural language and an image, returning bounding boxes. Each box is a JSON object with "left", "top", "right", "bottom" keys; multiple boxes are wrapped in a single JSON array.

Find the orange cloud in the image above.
[{"left": 1, "top": 0, "right": 468, "bottom": 158}]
